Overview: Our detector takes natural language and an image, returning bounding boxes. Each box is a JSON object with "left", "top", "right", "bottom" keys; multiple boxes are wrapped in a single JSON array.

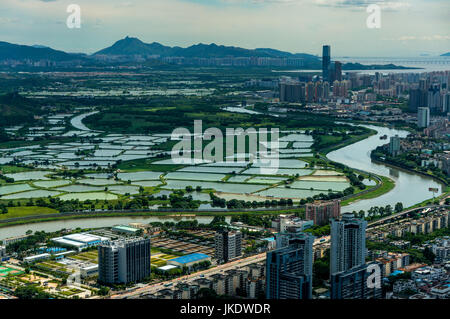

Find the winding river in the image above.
[
  {"left": 0, "top": 122, "right": 444, "bottom": 240},
  {"left": 0, "top": 216, "right": 231, "bottom": 240},
  {"left": 328, "top": 124, "right": 444, "bottom": 213}
]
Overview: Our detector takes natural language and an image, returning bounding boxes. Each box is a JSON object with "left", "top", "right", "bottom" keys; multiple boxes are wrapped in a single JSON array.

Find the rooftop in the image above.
[{"left": 169, "top": 253, "right": 210, "bottom": 265}]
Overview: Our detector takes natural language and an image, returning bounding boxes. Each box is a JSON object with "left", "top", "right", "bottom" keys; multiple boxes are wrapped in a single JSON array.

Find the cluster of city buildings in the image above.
[
  {"left": 389, "top": 263, "right": 450, "bottom": 299},
  {"left": 384, "top": 125, "right": 450, "bottom": 176},
  {"left": 150, "top": 261, "right": 266, "bottom": 299},
  {"left": 266, "top": 212, "right": 382, "bottom": 299},
  {"left": 368, "top": 209, "right": 449, "bottom": 241},
  {"left": 409, "top": 74, "right": 450, "bottom": 114},
  {"left": 161, "top": 56, "right": 306, "bottom": 67}
]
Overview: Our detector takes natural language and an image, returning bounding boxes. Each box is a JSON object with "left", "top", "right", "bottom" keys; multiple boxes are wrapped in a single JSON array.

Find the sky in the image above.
[{"left": 0, "top": 0, "right": 449, "bottom": 57}]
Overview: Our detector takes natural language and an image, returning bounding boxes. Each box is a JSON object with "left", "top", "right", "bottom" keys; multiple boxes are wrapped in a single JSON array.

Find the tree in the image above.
[
  {"left": 97, "top": 286, "right": 110, "bottom": 296},
  {"left": 423, "top": 247, "right": 436, "bottom": 264},
  {"left": 395, "top": 202, "right": 403, "bottom": 213},
  {"left": 14, "top": 285, "right": 52, "bottom": 299}
]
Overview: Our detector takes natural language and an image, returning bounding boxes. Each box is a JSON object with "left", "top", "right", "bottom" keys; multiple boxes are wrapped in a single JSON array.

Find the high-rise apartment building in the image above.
[
  {"left": 305, "top": 200, "right": 341, "bottom": 226},
  {"left": 322, "top": 45, "right": 331, "bottom": 82},
  {"left": 330, "top": 213, "right": 367, "bottom": 276},
  {"left": 388, "top": 135, "right": 401, "bottom": 157},
  {"left": 279, "top": 82, "right": 306, "bottom": 103},
  {"left": 215, "top": 230, "right": 242, "bottom": 263},
  {"left": 330, "top": 61, "right": 342, "bottom": 83},
  {"left": 409, "top": 88, "right": 428, "bottom": 112},
  {"left": 418, "top": 107, "right": 430, "bottom": 128},
  {"left": 266, "top": 232, "right": 314, "bottom": 299},
  {"left": 98, "top": 237, "right": 151, "bottom": 284}
]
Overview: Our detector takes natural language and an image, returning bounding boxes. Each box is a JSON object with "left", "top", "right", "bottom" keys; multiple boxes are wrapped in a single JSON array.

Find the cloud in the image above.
[
  {"left": 314, "top": 0, "right": 411, "bottom": 10},
  {"left": 217, "top": 0, "right": 412, "bottom": 10},
  {"left": 383, "top": 35, "right": 450, "bottom": 41}
]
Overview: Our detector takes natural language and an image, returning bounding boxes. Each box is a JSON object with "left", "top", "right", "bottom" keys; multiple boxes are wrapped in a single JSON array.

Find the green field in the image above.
[
  {"left": 341, "top": 176, "right": 395, "bottom": 206},
  {"left": 71, "top": 251, "right": 98, "bottom": 264},
  {"left": 0, "top": 206, "right": 59, "bottom": 220},
  {"left": 0, "top": 266, "right": 23, "bottom": 277}
]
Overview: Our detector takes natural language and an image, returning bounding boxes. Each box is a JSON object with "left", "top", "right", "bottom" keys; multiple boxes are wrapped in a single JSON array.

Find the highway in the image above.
[
  {"left": 367, "top": 204, "right": 449, "bottom": 228},
  {"left": 109, "top": 253, "right": 267, "bottom": 299},
  {"left": 109, "top": 235, "right": 332, "bottom": 299}
]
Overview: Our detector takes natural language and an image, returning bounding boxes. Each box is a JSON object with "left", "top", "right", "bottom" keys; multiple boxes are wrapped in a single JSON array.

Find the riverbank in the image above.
[
  {"left": 371, "top": 157, "right": 449, "bottom": 188},
  {"left": 0, "top": 208, "right": 299, "bottom": 229},
  {"left": 318, "top": 128, "right": 377, "bottom": 155},
  {"left": 327, "top": 123, "right": 444, "bottom": 212},
  {"left": 341, "top": 176, "right": 395, "bottom": 207}
]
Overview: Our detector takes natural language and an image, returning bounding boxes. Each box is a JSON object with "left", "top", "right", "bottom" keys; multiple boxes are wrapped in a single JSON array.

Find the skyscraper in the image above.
[
  {"left": 409, "top": 88, "right": 428, "bottom": 112},
  {"left": 331, "top": 262, "right": 383, "bottom": 299},
  {"left": 305, "top": 200, "right": 341, "bottom": 226},
  {"left": 98, "top": 238, "right": 151, "bottom": 285},
  {"left": 266, "top": 232, "right": 314, "bottom": 299},
  {"left": 388, "top": 135, "right": 401, "bottom": 157},
  {"left": 214, "top": 229, "right": 242, "bottom": 263},
  {"left": 330, "top": 213, "right": 367, "bottom": 276},
  {"left": 322, "top": 45, "right": 331, "bottom": 82},
  {"left": 418, "top": 107, "right": 430, "bottom": 128},
  {"left": 334, "top": 61, "right": 342, "bottom": 82}
]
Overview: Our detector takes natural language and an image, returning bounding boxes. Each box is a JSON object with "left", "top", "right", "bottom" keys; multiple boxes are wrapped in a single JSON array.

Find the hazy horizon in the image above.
[{"left": 0, "top": 0, "right": 449, "bottom": 57}]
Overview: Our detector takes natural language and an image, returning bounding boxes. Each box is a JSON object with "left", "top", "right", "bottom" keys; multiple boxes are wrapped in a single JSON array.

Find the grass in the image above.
[
  {"left": 0, "top": 208, "right": 292, "bottom": 228},
  {"left": 71, "top": 251, "right": 98, "bottom": 264},
  {"left": 341, "top": 176, "right": 395, "bottom": 206},
  {"left": 117, "top": 158, "right": 185, "bottom": 172},
  {"left": 0, "top": 206, "right": 58, "bottom": 220},
  {"left": 319, "top": 129, "right": 377, "bottom": 155},
  {"left": 0, "top": 165, "right": 34, "bottom": 174}
]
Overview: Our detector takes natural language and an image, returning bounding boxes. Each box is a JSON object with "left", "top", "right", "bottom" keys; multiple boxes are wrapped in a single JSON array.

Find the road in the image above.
[
  {"left": 109, "top": 235, "right": 334, "bottom": 299},
  {"left": 109, "top": 253, "right": 267, "bottom": 299},
  {"left": 367, "top": 205, "right": 449, "bottom": 228}
]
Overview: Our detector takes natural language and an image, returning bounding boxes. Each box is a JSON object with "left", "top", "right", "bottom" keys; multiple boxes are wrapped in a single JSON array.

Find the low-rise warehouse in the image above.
[{"left": 52, "top": 233, "right": 109, "bottom": 251}]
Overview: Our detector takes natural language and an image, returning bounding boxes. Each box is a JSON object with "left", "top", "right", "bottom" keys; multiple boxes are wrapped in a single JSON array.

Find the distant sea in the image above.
[{"left": 276, "top": 56, "right": 450, "bottom": 75}]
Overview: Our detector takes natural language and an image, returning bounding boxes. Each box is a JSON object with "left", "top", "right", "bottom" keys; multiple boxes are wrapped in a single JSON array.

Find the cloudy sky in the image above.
[{"left": 0, "top": 0, "right": 449, "bottom": 56}]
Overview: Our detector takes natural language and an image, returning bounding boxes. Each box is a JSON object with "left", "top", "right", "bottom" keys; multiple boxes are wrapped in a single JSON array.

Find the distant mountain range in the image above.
[
  {"left": 0, "top": 37, "right": 419, "bottom": 70},
  {"left": 0, "top": 41, "right": 84, "bottom": 62},
  {"left": 93, "top": 36, "right": 320, "bottom": 60}
]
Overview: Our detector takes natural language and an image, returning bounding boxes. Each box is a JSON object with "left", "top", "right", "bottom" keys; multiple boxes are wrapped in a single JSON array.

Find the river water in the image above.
[
  {"left": 0, "top": 216, "right": 230, "bottom": 240},
  {"left": 327, "top": 125, "right": 444, "bottom": 213},
  {"left": 70, "top": 111, "right": 99, "bottom": 131}
]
